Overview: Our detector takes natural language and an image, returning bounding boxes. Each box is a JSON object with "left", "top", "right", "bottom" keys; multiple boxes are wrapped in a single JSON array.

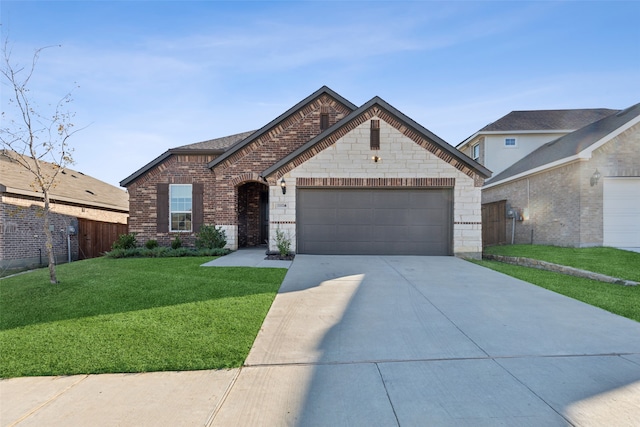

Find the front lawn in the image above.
[
  {"left": 483, "top": 245, "right": 640, "bottom": 282},
  {"left": 0, "top": 257, "right": 286, "bottom": 378}
]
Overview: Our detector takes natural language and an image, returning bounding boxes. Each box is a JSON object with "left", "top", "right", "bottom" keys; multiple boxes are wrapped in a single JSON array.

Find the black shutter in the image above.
[
  {"left": 192, "top": 183, "right": 204, "bottom": 233},
  {"left": 157, "top": 183, "right": 169, "bottom": 233},
  {"left": 370, "top": 120, "right": 380, "bottom": 150}
]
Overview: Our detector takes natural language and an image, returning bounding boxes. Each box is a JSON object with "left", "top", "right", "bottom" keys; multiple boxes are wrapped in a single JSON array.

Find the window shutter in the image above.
[
  {"left": 192, "top": 183, "right": 204, "bottom": 233},
  {"left": 370, "top": 120, "right": 380, "bottom": 150},
  {"left": 157, "top": 183, "right": 169, "bottom": 233}
]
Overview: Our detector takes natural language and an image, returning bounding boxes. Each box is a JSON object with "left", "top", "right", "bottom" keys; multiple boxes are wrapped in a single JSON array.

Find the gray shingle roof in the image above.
[
  {"left": 175, "top": 130, "right": 257, "bottom": 151},
  {"left": 486, "top": 103, "right": 640, "bottom": 185},
  {"left": 480, "top": 108, "right": 618, "bottom": 132},
  {"left": 1, "top": 151, "right": 128, "bottom": 211}
]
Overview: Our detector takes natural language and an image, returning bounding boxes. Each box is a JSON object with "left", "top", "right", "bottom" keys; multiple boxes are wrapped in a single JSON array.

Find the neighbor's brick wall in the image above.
[
  {"left": 270, "top": 116, "right": 483, "bottom": 257},
  {"left": 579, "top": 122, "right": 640, "bottom": 245},
  {"left": 483, "top": 163, "right": 582, "bottom": 246},
  {"left": 1, "top": 196, "right": 80, "bottom": 269},
  {"left": 482, "top": 122, "right": 640, "bottom": 247}
]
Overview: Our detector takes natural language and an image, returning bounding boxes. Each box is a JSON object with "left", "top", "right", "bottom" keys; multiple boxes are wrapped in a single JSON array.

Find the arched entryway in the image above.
[{"left": 237, "top": 181, "right": 269, "bottom": 247}]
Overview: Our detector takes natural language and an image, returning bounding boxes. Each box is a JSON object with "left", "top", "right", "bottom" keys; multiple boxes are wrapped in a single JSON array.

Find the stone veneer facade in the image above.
[
  {"left": 265, "top": 111, "right": 484, "bottom": 258},
  {"left": 482, "top": 123, "right": 639, "bottom": 247}
]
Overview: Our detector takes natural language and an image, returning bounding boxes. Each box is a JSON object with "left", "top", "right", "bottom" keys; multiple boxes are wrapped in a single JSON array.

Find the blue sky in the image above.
[{"left": 2, "top": 1, "right": 639, "bottom": 187}]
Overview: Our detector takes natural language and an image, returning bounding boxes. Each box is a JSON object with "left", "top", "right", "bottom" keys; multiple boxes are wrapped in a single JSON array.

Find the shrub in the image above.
[
  {"left": 171, "top": 236, "right": 182, "bottom": 249},
  {"left": 145, "top": 239, "right": 159, "bottom": 249},
  {"left": 195, "top": 225, "right": 227, "bottom": 249},
  {"left": 275, "top": 228, "right": 291, "bottom": 256},
  {"left": 104, "top": 247, "right": 229, "bottom": 259},
  {"left": 112, "top": 233, "right": 137, "bottom": 250}
]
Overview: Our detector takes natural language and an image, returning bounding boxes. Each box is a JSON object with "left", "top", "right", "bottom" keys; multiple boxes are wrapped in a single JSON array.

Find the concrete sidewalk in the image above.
[
  {"left": 2, "top": 255, "right": 640, "bottom": 426},
  {"left": 201, "top": 247, "right": 293, "bottom": 269}
]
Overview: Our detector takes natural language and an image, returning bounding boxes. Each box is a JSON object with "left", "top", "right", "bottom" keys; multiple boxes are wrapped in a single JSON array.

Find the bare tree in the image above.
[{"left": 1, "top": 41, "right": 80, "bottom": 283}]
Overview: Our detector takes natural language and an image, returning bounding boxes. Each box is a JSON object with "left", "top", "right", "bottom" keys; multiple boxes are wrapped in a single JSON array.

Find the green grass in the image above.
[
  {"left": 473, "top": 259, "right": 640, "bottom": 323},
  {"left": 0, "top": 257, "right": 287, "bottom": 378},
  {"left": 484, "top": 245, "right": 640, "bottom": 282}
]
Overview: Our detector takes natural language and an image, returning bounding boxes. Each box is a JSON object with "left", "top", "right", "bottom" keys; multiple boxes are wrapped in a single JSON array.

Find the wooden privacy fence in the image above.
[
  {"left": 78, "top": 218, "right": 128, "bottom": 259},
  {"left": 482, "top": 200, "right": 507, "bottom": 247}
]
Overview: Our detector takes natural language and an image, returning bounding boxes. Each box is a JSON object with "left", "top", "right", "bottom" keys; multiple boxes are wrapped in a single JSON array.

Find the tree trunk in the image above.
[{"left": 42, "top": 191, "right": 58, "bottom": 284}]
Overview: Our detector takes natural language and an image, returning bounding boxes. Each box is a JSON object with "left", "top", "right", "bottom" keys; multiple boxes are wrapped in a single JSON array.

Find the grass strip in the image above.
[
  {"left": 0, "top": 257, "right": 286, "bottom": 378},
  {"left": 483, "top": 245, "right": 640, "bottom": 282},
  {"left": 474, "top": 259, "right": 640, "bottom": 322}
]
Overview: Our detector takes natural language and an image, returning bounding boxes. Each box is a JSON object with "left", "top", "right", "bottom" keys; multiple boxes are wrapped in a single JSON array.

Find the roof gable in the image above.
[
  {"left": 119, "top": 130, "right": 252, "bottom": 187},
  {"left": 206, "top": 86, "right": 357, "bottom": 171},
  {"left": 1, "top": 151, "right": 128, "bottom": 211},
  {"left": 485, "top": 102, "right": 640, "bottom": 186},
  {"left": 263, "top": 96, "right": 491, "bottom": 181}
]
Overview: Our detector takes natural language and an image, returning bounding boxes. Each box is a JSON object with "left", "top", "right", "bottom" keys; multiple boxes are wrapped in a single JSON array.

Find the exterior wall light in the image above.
[
  {"left": 372, "top": 155, "right": 381, "bottom": 163},
  {"left": 280, "top": 177, "right": 287, "bottom": 194},
  {"left": 590, "top": 169, "right": 601, "bottom": 187}
]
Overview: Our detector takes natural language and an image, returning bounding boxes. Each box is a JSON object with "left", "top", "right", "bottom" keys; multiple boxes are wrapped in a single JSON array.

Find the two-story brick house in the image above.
[
  {"left": 464, "top": 103, "right": 640, "bottom": 249},
  {"left": 120, "top": 86, "right": 490, "bottom": 258}
]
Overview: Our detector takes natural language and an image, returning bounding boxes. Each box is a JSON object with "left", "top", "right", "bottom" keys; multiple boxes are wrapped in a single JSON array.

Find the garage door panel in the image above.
[
  {"left": 339, "top": 191, "right": 372, "bottom": 207},
  {"left": 373, "top": 209, "right": 408, "bottom": 225},
  {"left": 301, "top": 225, "right": 337, "bottom": 242},
  {"left": 337, "top": 225, "right": 373, "bottom": 242},
  {"left": 373, "top": 191, "right": 410, "bottom": 206},
  {"left": 297, "top": 188, "right": 452, "bottom": 255},
  {"left": 339, "top": 208, "right": 372, "bottom": 225}
]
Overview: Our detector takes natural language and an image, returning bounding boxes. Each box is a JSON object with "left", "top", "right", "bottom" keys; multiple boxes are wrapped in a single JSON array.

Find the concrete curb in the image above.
[{"left": 483, "top": 254, "right": 638, "bottom": 286}]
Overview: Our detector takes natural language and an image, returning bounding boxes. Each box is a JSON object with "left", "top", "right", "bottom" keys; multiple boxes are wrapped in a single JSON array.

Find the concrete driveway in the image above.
[
  {"left": 3, "top": 255, "right": 640, "bottom": 426},
  {"left": 213, "top": 255, "right": 640, "bottom": 426}
]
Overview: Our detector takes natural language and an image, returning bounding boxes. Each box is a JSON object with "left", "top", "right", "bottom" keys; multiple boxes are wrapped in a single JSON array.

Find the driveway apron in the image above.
[{"left": 213, "top": 255, "right": 640, "bottom": 426}]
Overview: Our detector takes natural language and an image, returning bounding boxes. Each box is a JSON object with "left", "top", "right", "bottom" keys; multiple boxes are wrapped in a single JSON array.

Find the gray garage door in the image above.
[{"left": 297, "top": 188, "right": 452, "bottom": 255}]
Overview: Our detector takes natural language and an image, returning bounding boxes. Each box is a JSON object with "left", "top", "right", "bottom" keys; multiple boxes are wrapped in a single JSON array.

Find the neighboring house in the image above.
[
  {"left": 1, "top": 151, "right": 129, "bottom": 269},
  {"left": 457, "top": 108, "right": 617, "bottom": 176},
  {"left": 480, "top": 103, "right": 640, "bottom": 250},
  {"left": 120, "top": 86, "right": 490, "bottom": 258}
]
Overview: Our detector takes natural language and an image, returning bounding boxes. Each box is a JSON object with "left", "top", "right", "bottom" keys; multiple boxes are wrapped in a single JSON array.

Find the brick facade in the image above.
[
  {"left": 482, "top": 123, "right": 640, "bottom": 247},
  {"left": 126, "top": 94, "right": 352, "bottom": 248}
]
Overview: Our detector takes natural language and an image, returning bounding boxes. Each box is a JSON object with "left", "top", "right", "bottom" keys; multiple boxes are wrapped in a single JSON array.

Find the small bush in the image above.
[
  {"left": 275, "top": 228, "right": 291, "bottom": 256},
  {"left": 145, "top": 239, "right": 159, "bottom": 249},
  {"left": 104, "top": 247, "right": 229, "bottom": 259},
  {"left": 112, "top": 233, "right": 137, "bottom": 250},
  {"left": 195, "top": 225, "right": 227, "bottom": 249},
  {"left": 171, "top": 236, "right": 182, "bottom": 249}
]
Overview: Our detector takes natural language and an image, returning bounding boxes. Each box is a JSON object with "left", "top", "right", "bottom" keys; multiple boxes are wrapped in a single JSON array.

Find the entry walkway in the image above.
[{"left": 2, "top": 256, "right": 639, "bottom": 426}]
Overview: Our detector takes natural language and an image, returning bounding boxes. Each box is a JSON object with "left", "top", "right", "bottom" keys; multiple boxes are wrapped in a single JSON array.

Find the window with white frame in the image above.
[
  {"left": 504, "top": 138, "right": 517, "bottom": 147},
  {"left": 472, "top": 143, "right": 480, "bottom": 160},
  {"left": 170, "top": 184, "right": 192, "bottom": 232}
]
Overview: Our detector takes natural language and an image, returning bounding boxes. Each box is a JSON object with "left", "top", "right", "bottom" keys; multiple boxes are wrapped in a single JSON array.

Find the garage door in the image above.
[
  {"left": 297, "top": 188, "right": 452, "bottom": 255},
  {"left": 603, "top": 177, "right": 640, "bottom": 249}
]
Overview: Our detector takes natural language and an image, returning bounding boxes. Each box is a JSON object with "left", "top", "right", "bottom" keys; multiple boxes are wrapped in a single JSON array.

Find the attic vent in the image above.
[
  {"left": 85, "top": 190, "right": 95, "bottom": 195},
  {"left": 370, "top": 120, "right": 380, "bottom": 150},
  {"left": 320, "top": 105, "right": 330, "bottom": 131}
]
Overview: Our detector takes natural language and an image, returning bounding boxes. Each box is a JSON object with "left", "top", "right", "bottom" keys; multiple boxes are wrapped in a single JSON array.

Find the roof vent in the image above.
[
  {"left": 71, "top": 174, "right": 78, "bottom": 178},
  {"left": 85, "top": 190, "right": 95, "bottom": 195}
]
